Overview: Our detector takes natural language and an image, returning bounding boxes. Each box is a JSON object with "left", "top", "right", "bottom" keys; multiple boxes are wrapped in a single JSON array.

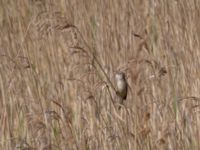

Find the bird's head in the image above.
[{"left": 115, "top": 72, "right": 126, "bottom": 81}]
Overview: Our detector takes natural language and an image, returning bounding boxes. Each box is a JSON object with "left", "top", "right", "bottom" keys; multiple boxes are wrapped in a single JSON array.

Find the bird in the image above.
[{"left": 115, "top": 71, "right": 128, "bottom": 109}]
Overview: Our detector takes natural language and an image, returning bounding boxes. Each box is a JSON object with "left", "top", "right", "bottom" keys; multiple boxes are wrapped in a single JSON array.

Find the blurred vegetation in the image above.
[{"left": 0, "top": 0, "right": 200, "bottom": 149}]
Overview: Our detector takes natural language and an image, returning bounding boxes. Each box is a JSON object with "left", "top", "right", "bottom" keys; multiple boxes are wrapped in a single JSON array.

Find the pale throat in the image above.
[{"left": 117, "top": 79, "right": 126, "bottom": 92}]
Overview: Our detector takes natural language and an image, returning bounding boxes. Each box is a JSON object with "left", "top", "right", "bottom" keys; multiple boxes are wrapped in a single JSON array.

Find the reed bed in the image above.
[{"left": 0, "top": 0, "right": 200, "bottom": 149}]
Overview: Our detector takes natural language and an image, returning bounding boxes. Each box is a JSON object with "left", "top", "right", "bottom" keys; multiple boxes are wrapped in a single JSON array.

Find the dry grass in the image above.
[{"left": 0, "top": 0, "right": 200, "bottom": 149}]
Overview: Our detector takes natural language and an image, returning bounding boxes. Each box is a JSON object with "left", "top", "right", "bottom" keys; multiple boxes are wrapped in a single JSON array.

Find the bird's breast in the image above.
[{"left": 117, "top": 80, "right": 126, "bottom": 92}]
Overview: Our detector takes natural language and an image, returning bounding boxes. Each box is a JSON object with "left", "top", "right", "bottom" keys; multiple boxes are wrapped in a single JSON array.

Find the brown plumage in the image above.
[{"left": 115, "top": 72, "right": 128, "bottom": 109}]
